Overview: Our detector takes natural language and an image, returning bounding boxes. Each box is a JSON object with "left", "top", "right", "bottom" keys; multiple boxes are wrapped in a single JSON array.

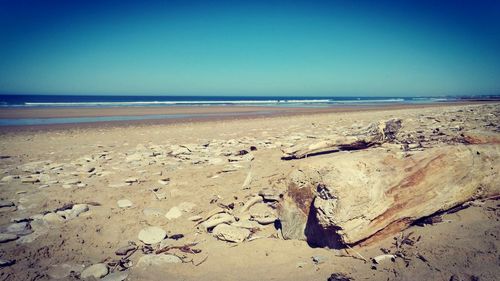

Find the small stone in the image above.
[
  {"left": 0, "top": 200, "right": 15, "bottom": 208},
  {"left": 188, "top": 215, "right": 203, "bottom": 221},
  {"left": 43, "top": 212, "right": 65, "bottom": 223},
  {"left": 115, "top": 245, "right": 136, "bottom": 256},
  {"left": 6, "top": 222, "right": 32, "bottom": 235},
  {"left": 0, "top": 233, "right": 18, "bottom": 243},
  {"left": 258, "top": 188, "right": 283, "bottom": 201},
  {"left": 80, "top": 263, "right": 108, "bottom": 279},
  {"left": 66, "top": 204, "right": 89, "bottom": 219},
  {"left": 136, "top": 254, "right": 182, "bottom": 267},
  {"left": 165, "top": 207, "right": 182, "bottom": 220},
  {"left": 1, "top": 175, "right": 17, "bottom": 182},
  {"left": 0, "top": 259, "right": 15, "bottom": 267},
  {"left": 138, "top": 226, "right": 166, "bottom": 244},
  {"left": 117, "top": 199, "right": 133, "bottom": 208},
  {"left": 212, "top": 224, "right": 250, "bottom": 243},
  {"left": 124, "top": 177, "right": 138, "bottom": 184}
]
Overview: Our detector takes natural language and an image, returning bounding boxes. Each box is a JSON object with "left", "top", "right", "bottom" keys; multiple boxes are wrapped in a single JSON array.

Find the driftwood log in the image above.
[
  {"left": 277, "top": 141, "right": 500, "bottom": 247},
  {"left": 281, "top": 119, "right": 402, "bottom": 160}
]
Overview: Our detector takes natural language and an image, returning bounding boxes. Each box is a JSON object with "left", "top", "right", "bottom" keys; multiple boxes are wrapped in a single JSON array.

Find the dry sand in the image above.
[{"left": 0, "top": 103, "right": 499, "bottom": 281}]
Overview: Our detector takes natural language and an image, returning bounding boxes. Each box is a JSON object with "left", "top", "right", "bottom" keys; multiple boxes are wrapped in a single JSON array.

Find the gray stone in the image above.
[
  {"left": 117, "top": 199, "right": 133, "bottom": 208},
  {"left": 212, "top": 224, "right": 251, "bottom": 243},
  {"left": 80, "top": 263, "right": 108, "bottom": 279},
  {"left": 165, "top": 207, "right": 182, "bottom": 220},
  {"left": 0, "top": 233, "right": 18, "bottom": 243},
  {"left": 43, "top": 212, "right": 65, "bottom": 223},
  {"left": 0, "top": 259, "right": 15, "bottom": 268},
  {"left": 138, "top": 226, "right": 166, "bottom": 244},
  {"left": 0, "top": 200, "right": 15, "bottom": 208},
  {"left": 6, "top": 222, "right": 32, "bottom": 236}
]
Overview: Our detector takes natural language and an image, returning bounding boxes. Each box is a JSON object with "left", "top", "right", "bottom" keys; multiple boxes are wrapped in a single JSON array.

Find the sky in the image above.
[{"left": 0, "top": 0, "right": 499, "bottom": 96}]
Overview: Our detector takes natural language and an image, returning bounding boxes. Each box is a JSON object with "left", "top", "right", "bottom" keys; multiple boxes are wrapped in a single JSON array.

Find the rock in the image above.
[
  {"left": 65, "top": 204, "right": 89, "bottom": 219},
  {"left": 138, "top": 226, "right": 167, "bottom": 244},
  {"left": 231, "top": 220, "right": 262, "bottom": 230},
  {"left": 0, "top": 200, "right": 15, "bottom": 208},
  {"left": 212, "top": 224, "right": 250, "bottom": 243},
  {"left": 188, "top": 215, "right": 203, "bottom": 221},
  {"left": 115, "top": 245, "right": 136, "bottom": 256},
  {"left": 1, "top": 175, "right": 18, "bottom": 182},
  {"left": 21, "top": 176, "right": 39, "bottom": 184},
  {"left": 0, "top": 233, "right": 18, "bottom": 243},
  {"left": 239, "top": 196, "right": 263, "bottom": 213},
  {"left": 201, "top": 213, "right": 235, "bottom": 231},
  {"left": 101, "top": 271, "right": 129, "bottom": 281},
  {"left": 258, "top": 188, "right": 283, "bottom": 201},
  {"left": 249, "top": 203, "right": 277, "bottom": 225},
  {"left": 62, "top": 178, "right": 80, "bottom": 185},
  {"left": 125, "top": 177, "right": 139, "bottom": 184},
  {"left": 165, "top": 207, "right": 183, "bottom": 220},
  {"left": 372, "top": 254, "right": 396, "bottom": 264},
  {"left": 80, "top": 263, "right": 108, "bottom": 279},
  {"left": 43, "top": 212, "right": 65, "bottom": 223},
  {"left": 117, "top": 199, "right": 133, "bottom": 208},
  {"left": 278, "top": 144, "right": 500, "bottom": 246},
  {"left": 0, "top": 259, "right": 15, "bottom": 267},
  {"left": 136, "top": 254, "right": 182, "bottom": 267},
  {"left": 6, "top": 222, "right": 32, "bottom": 235}
]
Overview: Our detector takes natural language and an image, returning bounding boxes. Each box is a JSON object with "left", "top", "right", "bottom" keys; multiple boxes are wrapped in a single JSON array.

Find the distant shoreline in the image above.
[{"left": 1, "top": 101, "right": 498, "bottom": 132}]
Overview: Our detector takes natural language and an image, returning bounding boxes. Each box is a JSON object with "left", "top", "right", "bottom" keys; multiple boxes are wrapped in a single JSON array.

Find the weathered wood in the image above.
[
  {"left": 281, "top": 119, "right": 401, "bottom": 160},
  {"left": 277, "top": 143, "right": 500, "bottom": 246}
]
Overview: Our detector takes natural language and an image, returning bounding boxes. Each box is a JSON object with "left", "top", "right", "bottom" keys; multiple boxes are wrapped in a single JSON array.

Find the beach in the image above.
[{"left": 0, "top": 102, "right": 499, "bottom": 281}]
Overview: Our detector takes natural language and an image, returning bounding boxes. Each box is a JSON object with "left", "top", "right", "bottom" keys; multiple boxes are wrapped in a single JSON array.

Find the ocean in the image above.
[
  {"left": 0, "top": 95, "right": 455, "bottom": 108},
  {"left": 0, "top": 95, "right": 488, "bottom": 126}
]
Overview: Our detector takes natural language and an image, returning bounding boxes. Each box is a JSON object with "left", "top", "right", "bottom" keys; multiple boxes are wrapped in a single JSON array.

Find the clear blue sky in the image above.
[{"left": 0, "top": 0, "right": 499, "bottom": 96}]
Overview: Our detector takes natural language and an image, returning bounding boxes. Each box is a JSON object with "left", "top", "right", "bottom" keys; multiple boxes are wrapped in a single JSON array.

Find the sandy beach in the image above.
[{"left": 0, "top": 103, "right": 499, "bottom": 281}]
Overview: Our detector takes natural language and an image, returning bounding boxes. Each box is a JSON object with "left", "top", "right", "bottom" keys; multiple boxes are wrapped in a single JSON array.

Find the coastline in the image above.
[{"left": 0, "top": 101, "right": 495, "bottom": 133}]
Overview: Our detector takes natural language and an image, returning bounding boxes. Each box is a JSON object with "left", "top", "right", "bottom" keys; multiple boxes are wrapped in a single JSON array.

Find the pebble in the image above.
[
  {"left": 43, "top": 212, "right": 65, "bottom": 223},
  {"left": 0, "top": 200, "right": 14, "bottom": 208},
  {"left": 115, "top": 245, "right": 136, "bottom": 256},
  {"left": 124, "top": 177, "right": 139, "bottom": 183},
  {"left": 6, "top": 222, "right": 32, "bottom": 235},
  {"left": 117, "top": 199, "right": 133, "bottom": 208},
  {"left": 80, "top": 263, "right": 109, "bottom": 279},
  {"left": 0, "top": 233, "right": 18, "bottom": 243},
  {"left": 165, "top": 207, "right": 183, "bottom": 220},
  {"left": 188, "top": 215, "right": 203, "bottom": 221},
  {"left": 212, "top": 224, "right": 251, "bottom": 243},
  {"left": 0, "top": 259, "right": 15, "bottom": 267},
  {"left": 136, "top": 254, "right": 182, "bottom": 267},
  {"left": 138, "top": 226, "right": 167, "bottom": 244}
]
